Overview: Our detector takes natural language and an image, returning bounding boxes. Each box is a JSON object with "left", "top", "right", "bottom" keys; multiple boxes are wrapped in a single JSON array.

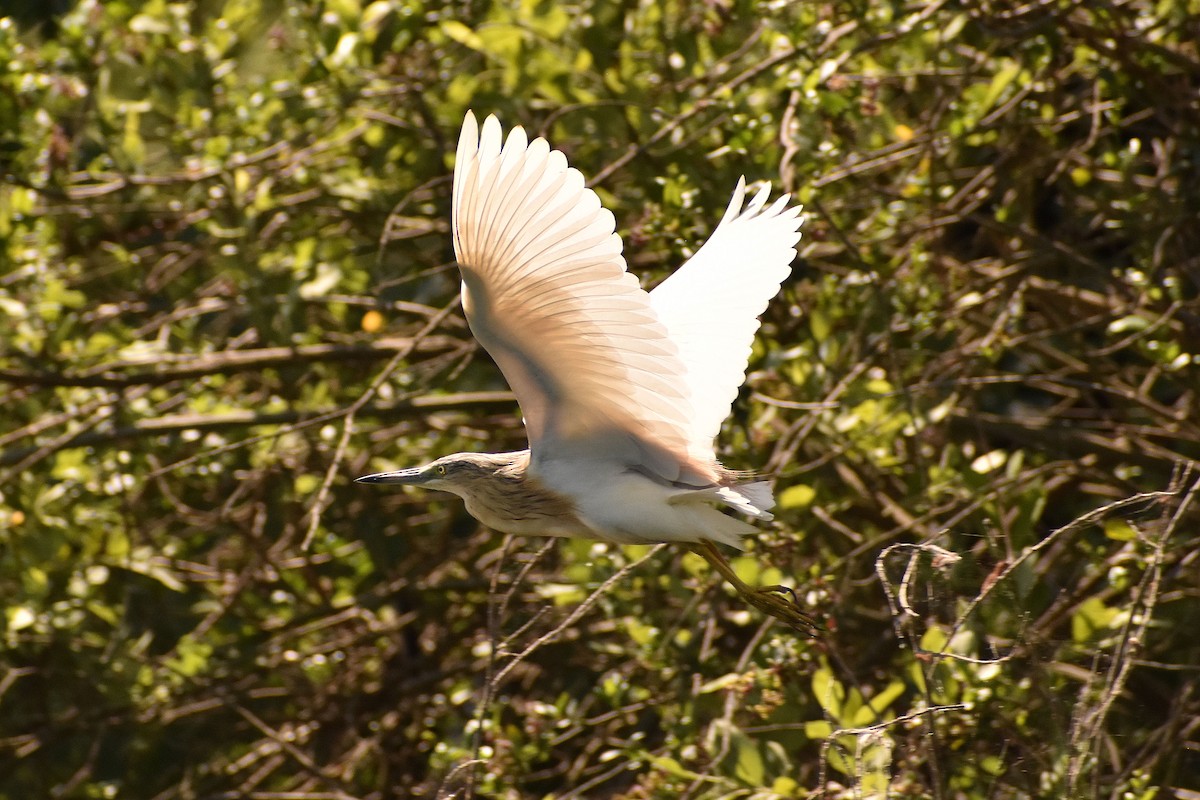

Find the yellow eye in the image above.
[{"left": 435, "top": 465, "right": 447, "bottom": 476}]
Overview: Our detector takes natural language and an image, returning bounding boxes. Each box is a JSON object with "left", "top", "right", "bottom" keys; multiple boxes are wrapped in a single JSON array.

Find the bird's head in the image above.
[{"left": 355, "top": 451, "right": 526, "bottom": 498}]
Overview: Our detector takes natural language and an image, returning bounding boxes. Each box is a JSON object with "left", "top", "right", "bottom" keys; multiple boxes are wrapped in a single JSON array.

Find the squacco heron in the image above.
[{"left": 359, "top": 112, "right": 816, "bottom": 634}]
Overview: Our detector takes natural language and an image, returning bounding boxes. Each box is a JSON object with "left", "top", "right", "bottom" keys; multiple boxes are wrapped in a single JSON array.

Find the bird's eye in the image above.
[{"left": 435, "top": 465, "right": 447, "bottom": 476}]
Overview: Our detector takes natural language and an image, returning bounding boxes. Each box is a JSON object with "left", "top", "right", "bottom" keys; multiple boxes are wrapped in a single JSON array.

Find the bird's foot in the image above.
[
  {"left": 739, "top": 583, "right": 822, "bottom": 636},
  {"left": 691, "top": 540, "right": 822, "bottom": 637}
]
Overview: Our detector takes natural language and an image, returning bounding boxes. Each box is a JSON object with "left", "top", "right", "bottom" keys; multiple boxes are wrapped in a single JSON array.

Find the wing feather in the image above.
[
  {"left": 453, "top": 111, "right": 718, "bottom": 486},
  {"left": 648, "top": 177, "right": 804, "bottom": 464}
]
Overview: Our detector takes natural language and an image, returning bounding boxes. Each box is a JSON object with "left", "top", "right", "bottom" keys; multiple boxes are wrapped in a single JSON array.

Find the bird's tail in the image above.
[
  {"left": 713, "top": 481, "right": 775, "bottom": 521},
  {"left": 673, "top": 503, "right": 756, "bottom": 550},
  {"left": 666, "top": 480, "right": 776, "bottom": 550}
]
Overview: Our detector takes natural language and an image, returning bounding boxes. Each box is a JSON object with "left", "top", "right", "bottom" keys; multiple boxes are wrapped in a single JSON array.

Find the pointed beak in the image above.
[{"left": 355, "top": 466, "right": 430, "bottom": 485}]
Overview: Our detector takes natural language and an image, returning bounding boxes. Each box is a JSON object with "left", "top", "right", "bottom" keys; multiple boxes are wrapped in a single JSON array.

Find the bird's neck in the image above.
[
  {"left": 458, "top": 449, "right": 588, "bottom": 537},
  {"left": 483, "top": 449, "right": 531, "bottom": 482}
]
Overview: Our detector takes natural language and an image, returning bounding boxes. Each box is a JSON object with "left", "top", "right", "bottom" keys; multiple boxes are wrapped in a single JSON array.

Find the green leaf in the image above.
[
  {"left": 804, "top": 719, "right": 833, "bottom": 739},
  {"left": 7, "top": 605, "right": 37, "bottom": 632},
  {"left": 1107, "top": 314, "right": 1150, "bottom": 335},
  {"left": 1103, "top": 519, "right": 1137, "bottom": 541},
  {"left": 625, "top": 618, "right": 658, "bottom": 646},
  {"left": 698, "top": 672, "right": 744, "bottom": 694},
  {"left": 1072, "top": 597, "right": 1122, "bottom": 643},
  {"left": 778, "top": 484, "right": 815, "bottom": 509},
  {"left": 979, "top": 60, "right": 1021, "bottom": 115},
  {"left": 812, "top": 666, "right": 845, "bottom": 719},
  {"left": 647, "top": 755, "right": 707, "bottom": 781},
  {"left": 732, "top": 730, "right": 765, "bottom": 786},
  {"left": 853, "top": 679, "right": 906, "bottom": 726},
  {"left": 441, "top": 20, "right": 484, "bottom": 51}
]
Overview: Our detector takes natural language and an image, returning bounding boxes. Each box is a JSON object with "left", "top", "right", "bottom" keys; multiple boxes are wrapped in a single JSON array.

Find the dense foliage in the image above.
[{"left": 2, "top": 0, "right": 1199, "bottom": 797}]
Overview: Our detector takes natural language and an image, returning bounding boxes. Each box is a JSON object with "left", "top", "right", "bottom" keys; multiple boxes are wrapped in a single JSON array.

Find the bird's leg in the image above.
[{"left": 691, "top": 539, "right": 821, "bottom": 636}]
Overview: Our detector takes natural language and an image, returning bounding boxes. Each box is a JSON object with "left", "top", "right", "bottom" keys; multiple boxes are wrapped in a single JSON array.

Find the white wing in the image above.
[
  {"left": 649, "top": 178, "right": 803, "bottom": 463},
  {"left": 453, "top": 112, "right": 719, "bottom": 486}
]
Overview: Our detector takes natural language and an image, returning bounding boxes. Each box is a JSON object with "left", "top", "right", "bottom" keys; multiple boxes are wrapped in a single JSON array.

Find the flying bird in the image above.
[{"left": 359, "top": 111, "right": 814, "bottom": 632}]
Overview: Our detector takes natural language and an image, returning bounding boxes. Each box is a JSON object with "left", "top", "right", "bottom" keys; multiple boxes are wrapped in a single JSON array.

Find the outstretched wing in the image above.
[
  {"left": 452, "top": 112, "right": 717, "bottom": 486},
  {"left": 648, "top": 178, "right": 803, "bottom": 464}
]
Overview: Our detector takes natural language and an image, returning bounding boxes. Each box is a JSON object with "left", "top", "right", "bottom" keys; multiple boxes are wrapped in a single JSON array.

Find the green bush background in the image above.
[{"left": 2, "top": 0, "right": 1198, "bottom": 797}]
